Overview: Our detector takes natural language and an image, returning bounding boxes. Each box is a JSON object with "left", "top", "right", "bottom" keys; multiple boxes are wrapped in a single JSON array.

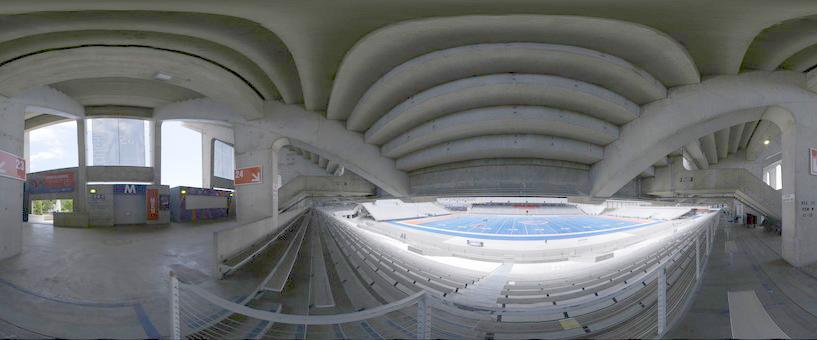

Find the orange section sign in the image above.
[
  {"left": 146, "top": 188, "right": 159, "bottom": 221},
  {"left": 235, "top": 165, "right": 263, "bottom": 185},
  {"left": 0, "top": 149, "right": 25, "bottom": 181}
]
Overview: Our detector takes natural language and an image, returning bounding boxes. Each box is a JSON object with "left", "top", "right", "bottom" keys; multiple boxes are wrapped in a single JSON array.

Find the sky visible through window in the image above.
[
  {"left": 28, "top": 121, "right": 78, "bottom": 173},
  {"left": 162, "top": 121, "right": 203, "bottom": 188}
]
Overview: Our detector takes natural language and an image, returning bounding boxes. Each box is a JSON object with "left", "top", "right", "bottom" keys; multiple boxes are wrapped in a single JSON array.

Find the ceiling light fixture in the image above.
[
  {"left": 154, "top": 72, "right": 173, "bottom": 81},
  {"left": 763, "top": 139, "right": 771, "bottom": 145}
]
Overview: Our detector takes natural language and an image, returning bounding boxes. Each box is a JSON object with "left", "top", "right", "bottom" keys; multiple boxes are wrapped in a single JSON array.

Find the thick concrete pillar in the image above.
[
  {"left": 780, "top": 121, "right": 817, "bottom": 266},
  {"left": 153, "top": 120, "right": 162, "bottom": 185},
  {"left": 75, "top": 119, "right": 87, "bottom": 213},
  {"left": 202, "top": 130, "right": 212, "bottom": 188},
  {"left": 233, "top": 125, "right": 282, "bottom": 235},
  {"left": 0, "top": 98, "right": 25, "bottom": 261}
]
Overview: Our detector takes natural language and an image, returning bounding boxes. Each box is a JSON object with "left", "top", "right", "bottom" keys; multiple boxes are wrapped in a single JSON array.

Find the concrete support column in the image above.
[
  {"left": 233, "top": 124, "right": 283, "bottom": 236},
  {"left": 75, "top": 119, "right": 88, "bottom": 213},
  {"left": 202, "top": 131, "right": 212, "bottom": 188},
  {"left": 270, "top": 147, "right": 280, "bottom": 230},
  {"left": 0, "top": 98, "right": 26, "bottom": 261},
  {"left": 153, "top": 120, "right": 162, "bottom": 185},
  {"left": 780, "top": 119, "right": 817, "bottom": 266}
]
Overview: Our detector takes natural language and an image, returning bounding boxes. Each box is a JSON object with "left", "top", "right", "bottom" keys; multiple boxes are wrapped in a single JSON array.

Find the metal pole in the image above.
[
  {"left": 657, "top": 265, "right": 667, "bottom": 336},
  {"left": 416, "top": 293, "right": 431, "bottom": 339},
  {"left": 705, "top": 224, "right": 711, "bottom": 256},
  {"left": 170, "top": 271, "right": 181, "bottom": 340},
  {"left": 695, "top": 235, "right": 701, "bottom": 282}
]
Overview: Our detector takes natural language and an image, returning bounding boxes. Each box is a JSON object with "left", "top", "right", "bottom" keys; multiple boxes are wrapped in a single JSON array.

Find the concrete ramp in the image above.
[{"left": 728, "top": 290, "right": 788, "bottom": 339}]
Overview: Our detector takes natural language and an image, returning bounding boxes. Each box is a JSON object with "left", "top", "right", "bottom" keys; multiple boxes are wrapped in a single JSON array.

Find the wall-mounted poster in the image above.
[
  {"left": 811, "top": 148, "right": 817, "bottom": 176},
  {"left": 146, "top": 188, "right": 159, "bottom": 221}
]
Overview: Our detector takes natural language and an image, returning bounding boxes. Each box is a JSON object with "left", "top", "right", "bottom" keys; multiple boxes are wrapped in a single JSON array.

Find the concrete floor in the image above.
[
  {"left": 668, "top": 223, "right": 817, "bottom": 338},
  {"left": 4, "top": 219, "right": 817, "bottom": 339},
  {"left": 0, "top": 221, "right": 261, "bottom": 339}
]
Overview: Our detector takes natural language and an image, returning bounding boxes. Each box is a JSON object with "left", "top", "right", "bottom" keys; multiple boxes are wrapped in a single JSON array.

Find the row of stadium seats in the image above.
[
  {"left": 603, "top": 207, "right": 692, "bottom": 220},
  {"left": 181, "top": 208, "right": 715, "bottom": 339},
  {"left": 500, "top": 225, "right": 700, "bottom": 306}
]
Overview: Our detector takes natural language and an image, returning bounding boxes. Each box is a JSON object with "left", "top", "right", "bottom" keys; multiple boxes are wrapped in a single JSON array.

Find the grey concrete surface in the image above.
[
  {"left": 0, "top": 221, "right": 261, "bottom": 338},
  {"left": 668, "top": 223, "right": 817, "bottom": 338}
]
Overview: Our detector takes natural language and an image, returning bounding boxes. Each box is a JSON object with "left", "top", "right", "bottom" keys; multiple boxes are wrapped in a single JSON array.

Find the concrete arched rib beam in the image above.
[
  {"left": 779, "top": 44, "right": 817, "bottom": 72},
  {"left": 0, "top": 47, "right": 264, "bottom": 120},
  {"left": 12, "top": 86, "right": 85, "bottom": 119},
  {"left": 742, "top": 17, "right": 817, "bottom": 71},
  {"left": 395, "top": 134, "right": 603, "bottom": 172},
  {"left": 590, "top": 71, "right": 814, "bottom": 198},
  {"left": 328, "top": 15, "right": 699, "bottom": 120},
  {"left": 381, "top": 106, "right": 618, "bottom": 159},
  {"left": 349, "top": 43, "right": 665, "bottom": 126},
  {"left": 0, "top": 11, "right": 302, "bottom": 104},
  {"left": 0, "top": 30, "right": 278, "bottom": 101},
  {"left": 361, "top": 74, "right": 638, "bottom": 145}
]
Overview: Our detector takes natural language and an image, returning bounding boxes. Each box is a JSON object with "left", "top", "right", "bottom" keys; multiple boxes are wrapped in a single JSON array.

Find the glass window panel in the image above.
[
  {"left": 213, "top": 140, "right": 235, "bottom": 180},
  {"left": 27, "top": 120, "right": 78, "bottom": 173},
  {"left": 87, "top": 118, "right": 151, "bottom": 166}
]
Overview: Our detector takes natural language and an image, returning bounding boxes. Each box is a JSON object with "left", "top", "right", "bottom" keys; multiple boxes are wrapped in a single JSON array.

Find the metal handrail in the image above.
[
  {"left": 172, "top": 211, "right": 718, "bottom": 339},
  {"left": 181, "top": 281, "right": 425, "bottom": 325}
]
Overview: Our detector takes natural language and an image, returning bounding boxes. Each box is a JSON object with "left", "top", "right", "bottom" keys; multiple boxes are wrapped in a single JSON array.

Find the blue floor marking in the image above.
[
  {"left": 133, "top": 303, "right": 160, "bottom": 339},
  {"left": 389, "top": 214, "right": 661, "bottom": 240},
  {"left": 360, "top": 321, "right": 383, "bottom": 339},
  {"left": 245, "top": 320, "right": 269, "bottom": 339},
  {"left": 333, "top": 324, "right": 346, "bottom": 338},
  {"left": 386, "top": 318, "right": 415, "bottom": 338},
  {"left": 294, "top": 324, "right": 305, "bottom": 339}
]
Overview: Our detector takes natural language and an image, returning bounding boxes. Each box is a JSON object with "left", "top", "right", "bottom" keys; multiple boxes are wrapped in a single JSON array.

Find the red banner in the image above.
[
  {"left": 146, "top": 188, "right": 159, "bottom": 221},
  {"left": 235, "top": 165, "right": 262, "bottom": 185},
  {"left": 29, "top": 171, "right": 75, "bottom": 194},
  {"left": 0, "top": 149, "right": 25, "bottom": 181}
]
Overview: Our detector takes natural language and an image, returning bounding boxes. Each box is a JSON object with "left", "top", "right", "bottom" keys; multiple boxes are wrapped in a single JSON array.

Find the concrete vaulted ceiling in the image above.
[
  {"left": 323, "top": 14, "right": 698, "bottom": 176},
  {"left": 51, "top": 77, "right": 203, "bottom": 107},
  {"left": 6, "top": 2, "right": 817, "bottom": 197}
]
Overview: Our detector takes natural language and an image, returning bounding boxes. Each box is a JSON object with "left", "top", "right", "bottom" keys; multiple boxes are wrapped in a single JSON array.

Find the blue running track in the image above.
[{"left": 389, "top": 214, "right": 660, "bottom": 240}]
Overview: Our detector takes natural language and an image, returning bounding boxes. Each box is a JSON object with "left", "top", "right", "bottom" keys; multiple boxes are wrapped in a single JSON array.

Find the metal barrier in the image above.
[{"left": 171, "top": 212, "right": 719, "bottom": 339}]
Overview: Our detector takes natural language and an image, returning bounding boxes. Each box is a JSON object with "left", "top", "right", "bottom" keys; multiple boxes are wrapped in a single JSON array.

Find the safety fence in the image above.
[{"left": 170, "top": 212, "right": 719, "bottom": 339}]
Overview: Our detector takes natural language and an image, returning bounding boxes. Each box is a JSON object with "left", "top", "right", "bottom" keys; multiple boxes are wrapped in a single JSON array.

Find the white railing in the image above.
[{"left": 171, "top": 212, "right": 718, "bottom": 339}]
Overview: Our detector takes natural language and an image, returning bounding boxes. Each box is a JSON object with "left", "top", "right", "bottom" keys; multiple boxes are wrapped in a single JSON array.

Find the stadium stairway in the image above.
[
  {"left": 645, "top": 167, "right": 781, "bottom": 221},
  {"left": 448, "top": 263, "right": 514, "bottom": 308}
]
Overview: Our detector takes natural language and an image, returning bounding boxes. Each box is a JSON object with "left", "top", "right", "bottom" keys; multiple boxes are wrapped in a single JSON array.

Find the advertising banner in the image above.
[
  {"left": 28, "top": 171, "right": 75, "bottom": 194},
  {"left": 0, "top": 149, "right": 25, "bottom": 181},
  {"left": 811, "top": 148, "right": 817, "bottom": 176},
  {"left": 146, "top": 188, "right": 159, "bottom": 221},
  {"left": 235, "top": 165, "right": 262, "bottom": 185}
]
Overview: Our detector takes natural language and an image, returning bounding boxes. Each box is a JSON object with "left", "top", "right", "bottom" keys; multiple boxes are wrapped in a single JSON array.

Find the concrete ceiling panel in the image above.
[
  {"left": 329, "top": 15, "right": 698, "bottom": 119},
  {"left": 381, "top": 106, "right": 618, "bottom": 158},
  {"left": 344, "top": 43, "right": 666, "bottom": 125},
  {"left": 361, "top": 74, "right": 639, "bottom": 145},
  {"left": 395, "top": 134, "right": 603, "bottom": 171}
]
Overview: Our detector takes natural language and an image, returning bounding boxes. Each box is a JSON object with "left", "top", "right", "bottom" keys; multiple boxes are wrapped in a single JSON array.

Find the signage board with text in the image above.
[
  {"left": 0, "top": 149, "right": 25, "bottom": 181},
  {"left": 235, "top": 166, "right": 262, "bottom": 186}
]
